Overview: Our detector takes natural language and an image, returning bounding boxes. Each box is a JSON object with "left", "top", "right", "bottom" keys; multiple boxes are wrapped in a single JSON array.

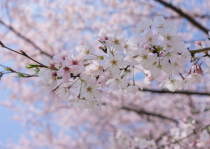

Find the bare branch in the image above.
[
  {"left": 0, "top": 19, "right": 53, "bottom": 58},
  {"left": 121, "top": 106, "right": 179, "bottom": 124},
  {"left": 0, "top": 42, "right": 55, "bottom": 69},
  {"left": 155, "top": 0, "right": 209, "bottom": 34},
  {"left": 189, "top": 47, "right": 210, "bottom": 55},
  {"left": 142, "top": 88, "right": 210, "bottom": 96}
]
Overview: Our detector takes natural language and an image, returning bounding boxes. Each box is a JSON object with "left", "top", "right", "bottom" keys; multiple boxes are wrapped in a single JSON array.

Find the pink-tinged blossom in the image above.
[
  {"left": 127, "top": 84, "right": 141, "bottom": 93},
  {"left": 138, "top": 138, "right": 148, "bottom": 149},
  {"left": 103, "top": 53, "right": 127, "bottom": 74},
  {"left": 46, "top": 71, "right": 58, "bottom": 90},
  {"left": 182, "top": 77, "right": 195, "bottom": 89},
  {"left": 200, "top": 129, "right": 209, "bottom": 142},
  {"left": 144, "top": 70, "right": 155, "bottom": 85},
  {"left": 170, "top": 60, "right": 184, "bottom": 75},
  {"left": 130, "top": 19, "right": 153, "bottom": 36},
  {"left": 57, "top": 65, "right": 71, "bottom": 83},
  {"left": 179, "top": 50, "right": 191, "bottom": 65},
  {"left": 80, "top": 70, "right": 96, "bottom": 84},
  {"left": 162, "top": 50, "right": 177, "bottom": 62},
  {"left": 195, "top": 41, "right": 205, "bottom": 48},
  {"left": 53, "top": 52, "right": 69, "bottom": 65},
  {"left": 146, "top": 140, "right": 157, "bottom": 149},
  {"left": 80, "top": 84, "right": 101, "bottom": 101},
  {"left": 150, "top": 60, "right": 170, "bottom": 79},
  {"left": 37, "top": 80, "right": 51, "bottom": 94},
  {"left": 142, "top": 30, "right": 159, "bottom": 45},
  {"left": 68, "top": 97, "right": 84, "bottom": 110},
  {"left": 124, "top": 36, "right": 139, "bottom": 53},
  {"left": 48, "top": 91, "right": 58, "bottom": 101},
  {"left": 162, "top": 28, "right": 182, "bottom": 46},
  {"left": 106, "top": 30, "right": 125, "bottom": 52},
  {"left": 97, "top": 72, "right": 112, "bottom": 88},
  {"left": 55, "top": 87, "right": 74, "bottom": 101},
  {"left": 154, "top": 16, "right": 175, "bottom": 34},
  {"left": 88, "top": 60, "right": 103, "bottom": 75},
  {"left": 135, "top": 48, "right": 154, "bottom": 69},
  {"left": 123, "top": 55, "right": 138, "bottom": 68},
  {"left": 66, "top": 54, "right": 84, "bottom": 74},
  {"left": 188, "top": 73, "right": 202, "bottom": 83},
  {"left": 106, "top": 75, "right": 127, "bottom": 90},
  {"left": 38, "top": 60, "right": 56, "bottom": 77},
  {"left": 76, "top": 40, "right": 94, "bottom": 58},
  {"left": 160, "top": 78, "right": 182, "bottom": 92},
  {"left": 97, "top": 28, "right": 108, "bottom": 42}
]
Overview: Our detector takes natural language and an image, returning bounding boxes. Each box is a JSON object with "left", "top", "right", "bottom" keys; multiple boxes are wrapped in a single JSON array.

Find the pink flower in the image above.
[
  {"left": 88, "top": 60, "right": 103, "bottom": 75},
  {"left": 57, "top": 66, "right": 71, "bottom": 83}
]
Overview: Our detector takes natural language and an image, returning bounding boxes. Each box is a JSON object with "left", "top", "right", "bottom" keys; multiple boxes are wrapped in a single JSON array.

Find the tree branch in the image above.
[
  {"left": 189, "top": 47, "right": 210, "bottom": 55},
  {"left": 0, "top": 19, "right": 53, "bottom": 58},
  {"left": 142, "top": 88, "right": 210, "bottom": 96},
  {"left": 155, "top": 0, "right": 209, "bottom": 35},
  {"left": 121, "top": 106, "right": 179, "bottom": 124}
]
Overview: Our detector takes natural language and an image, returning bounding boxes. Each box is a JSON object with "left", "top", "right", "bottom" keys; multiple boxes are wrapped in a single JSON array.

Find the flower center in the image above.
[
  {"left": 72, "top": 60, "right": 78, "bottom": 65},
  {"left": 143, "top": 55, "right": 147, "bottom": 59},
  {"left": 64, "top": 66, "right": 69, "bottom": 71},
  {"left": 114, "top": 39, "right": 119, "bottom": 44},
  {"left": 52, "top": 72, "right": 57, "bottom": 77},
  {"left": 166, "top": 35, "right": 172, "bottom": 40},
  {"left": 85, "top": 49, "right": 89, "bottom": 54},
  {"left": 86, "top": 87, "right": 92, "bottom": 92},
  {"left": 148, "top": 37, "right": 152, "bottom": 41},
  {"left": 111, "top": 60, "right": 117, "bottom": 65},
  {"left": 124, "top": 44, "right": 129, "bottom": 49},
  {"left": 62, "top": 56, "right": 66, "bottom": 60}
]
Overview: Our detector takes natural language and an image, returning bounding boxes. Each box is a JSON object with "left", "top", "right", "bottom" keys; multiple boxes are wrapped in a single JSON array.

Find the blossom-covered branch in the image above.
[{"left": 1, "top": 16, "right": 210, "bottom": 112}]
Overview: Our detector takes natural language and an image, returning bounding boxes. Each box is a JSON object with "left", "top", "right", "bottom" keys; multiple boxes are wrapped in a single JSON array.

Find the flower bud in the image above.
[
  {"left": 99, "top": 46, "right": 103, "bottom": 49},
  {"left": 144, "top": 44, "right": 150, "bottom": 50},
  {"left": 4, "top": 67, "right": 11, "bottom": 71},
  {"left": 195, "top": 41, "right": 202, "bottom": 46},
  {"left": 195, "top": 41, "right": 205, "bottom": 48}
]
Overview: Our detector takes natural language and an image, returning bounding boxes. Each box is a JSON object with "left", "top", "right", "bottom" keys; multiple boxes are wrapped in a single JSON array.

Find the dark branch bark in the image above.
[
  {"left": 155, "top": 0, "right": 209, "bottom": 35},
  {"left": 189, "top": 47, "right": 210, "bottom": 55},
  {"left": 142, "top": 88, "right": 210, "bottom": 96},
  {"left": 121, "top": 106, "right": 179, "bottom": 124},
  {"left": 0, "top": 19, "right": 53, "bottom": 58}
]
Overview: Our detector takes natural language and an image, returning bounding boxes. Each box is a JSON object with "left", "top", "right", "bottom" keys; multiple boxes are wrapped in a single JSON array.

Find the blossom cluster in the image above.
[
  {"left": 110, "top": 122, "right": 210, "bottom": 149},
  {"left": 109, "top": 130, "right": 157, "bottom": 149},
  {"left": 36, "top": 16, "right": 210, "bottom": 111}
]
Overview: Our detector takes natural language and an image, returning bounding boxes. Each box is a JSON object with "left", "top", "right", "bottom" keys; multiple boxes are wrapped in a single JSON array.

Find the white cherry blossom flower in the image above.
[
  {"left": 142, "top": 30, "right": 159, "bottom": 45},
  {"left": 97, "top": 27, "right": 108, "bottom": 42},
  {"left": 57, "top": 65, "right": 71, "bottom": 83},
  {"left": 103, "top": 53, "right": 127, "bottom": 74},
  {"left": 200, "top": 129, "right": 209, "bottom": 142},
  {"left": 131, "top": 19, "right": 153, "bottom": 36},
  {"left": 80, "top": 70, "right": 96, "bottom": 84},
  {"left": 135, "top": 48, "right": 154, "bottom": 69},
  {"left": 80, "top": 84, "right": 101, "bottom": 101},
  {"left": 106, "top": 75, "right": 127, "bottom": 90},
  {"left": 160, "top": 78, "right": 182, "bottom": 92},
  {"left": 88, "top": 60, "right": 103, "bottom": 75},
  {"left": 76, "top": 40, "right": 94, "bottom": 58},
  {"left": 55, "top": 87, "right": 74, "bottom": 101},
  {"left": 106, "top": 30, "right": 125, "bottom": 52}
]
